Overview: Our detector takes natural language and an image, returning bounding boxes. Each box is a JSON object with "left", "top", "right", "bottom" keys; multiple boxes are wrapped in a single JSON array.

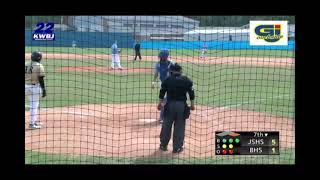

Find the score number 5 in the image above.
[{"left": 271, "top": 139, "right": 277, "bottom": 154}]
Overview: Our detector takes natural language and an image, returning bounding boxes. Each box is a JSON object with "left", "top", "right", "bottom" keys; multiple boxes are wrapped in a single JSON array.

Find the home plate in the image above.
[{"left": 139, "top": 119, "right": 157, "bottom": 122}]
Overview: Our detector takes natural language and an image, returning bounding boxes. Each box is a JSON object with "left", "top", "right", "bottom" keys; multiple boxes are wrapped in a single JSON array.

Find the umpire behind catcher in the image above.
[{"left": 157, "top": 63, "right": 195, "bottom": 153}]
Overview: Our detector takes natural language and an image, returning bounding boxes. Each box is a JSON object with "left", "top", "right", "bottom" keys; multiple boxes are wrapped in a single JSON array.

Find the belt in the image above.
[
  {"left": 26, "top": 83, "right": 38, "bottom": 85},
  {"left": 167, "top": 100, "right": 186, "bottom": 102}
]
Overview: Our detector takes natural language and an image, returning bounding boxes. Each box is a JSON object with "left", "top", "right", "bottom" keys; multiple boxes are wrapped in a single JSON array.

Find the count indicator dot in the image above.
[
  {"left": 222, "top": 144, "right": 227, "bottom": 149},
  {"left": 229, "top": 149, "right": 234, "bottom": 155},
  {"left": 222, "top": 150, "right": 227, "bottom": 155},
  {"left": 235, "top": 138, "right": 240, "bottom": 143}
]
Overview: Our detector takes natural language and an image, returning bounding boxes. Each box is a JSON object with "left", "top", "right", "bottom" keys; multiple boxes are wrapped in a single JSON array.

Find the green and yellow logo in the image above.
[{"left": 255, "top": 24, "right": 283, "bottom": 43}]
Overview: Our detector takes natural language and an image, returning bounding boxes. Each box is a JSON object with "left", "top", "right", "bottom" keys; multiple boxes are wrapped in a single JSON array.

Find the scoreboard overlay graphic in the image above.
[{"left": 215, "top": 131, "right": 280, "bottom": 155}]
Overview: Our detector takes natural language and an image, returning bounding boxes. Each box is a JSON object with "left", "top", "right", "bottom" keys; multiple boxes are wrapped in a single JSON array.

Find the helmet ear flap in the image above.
[{"left": 37, "top": 52, "right": 42, "bottom": 61}]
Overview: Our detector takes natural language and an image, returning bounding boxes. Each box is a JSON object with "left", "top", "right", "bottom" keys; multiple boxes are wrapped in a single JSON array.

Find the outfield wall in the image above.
[
  {"left": 139, "top": 41, "right": 295, "bottom": 50},
  {"left": 25, "top": 30, "right": 294, "bottom": 50}
]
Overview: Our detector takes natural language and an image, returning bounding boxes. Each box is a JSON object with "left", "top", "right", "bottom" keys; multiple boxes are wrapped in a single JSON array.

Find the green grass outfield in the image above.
[
  {"left": 25, "top": 148, "right": 295, "bottom": 164},
  {"left": 25, "top": 52, "right": 295, "bottom": 164},
  {"left": 25, "top": 46, "right": 295, "bottom": 58}
]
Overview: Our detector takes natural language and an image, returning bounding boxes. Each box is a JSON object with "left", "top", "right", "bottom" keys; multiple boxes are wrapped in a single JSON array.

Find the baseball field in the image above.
[{"left": 25, "top": 46, "right": 295, "bottom": 164}]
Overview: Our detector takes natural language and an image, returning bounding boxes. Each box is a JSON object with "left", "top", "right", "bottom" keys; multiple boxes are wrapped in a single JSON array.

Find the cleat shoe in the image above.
[
  {"left": 159, "top": 145, "right": 168, "bottom": 151},
  {"left": 34, "top": 122, "right": 43, "bottom": 126},
  {"left": 172, "top": 147, "right": 183, "bottom": 153},
  {"left": 29, "top": 124, "right": 41, "bottom": 129}
]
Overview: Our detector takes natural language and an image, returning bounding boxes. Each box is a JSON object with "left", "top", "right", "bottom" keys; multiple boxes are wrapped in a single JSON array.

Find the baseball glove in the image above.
[{"left": 118, "top": 49, "right": 121, "bottom": 53}]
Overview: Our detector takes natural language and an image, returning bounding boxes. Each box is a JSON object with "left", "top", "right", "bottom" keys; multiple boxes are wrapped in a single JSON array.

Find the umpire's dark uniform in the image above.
[
  {"left": 158, "top": 63, "right": 195, "bottom": 153},
  {"left": 134, "top": 41, "right": 141, "bottom": 60}
]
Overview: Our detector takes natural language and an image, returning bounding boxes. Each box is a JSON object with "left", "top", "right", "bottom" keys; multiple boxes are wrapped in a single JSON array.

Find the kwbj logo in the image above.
[{"left": 32, "top": 22, "right": 55, "bottom": 41}]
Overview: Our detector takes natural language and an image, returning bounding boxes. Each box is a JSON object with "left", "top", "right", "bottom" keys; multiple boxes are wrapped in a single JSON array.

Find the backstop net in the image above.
[{"left": 25, "top": 16, "right": 295, "bottom": 164}]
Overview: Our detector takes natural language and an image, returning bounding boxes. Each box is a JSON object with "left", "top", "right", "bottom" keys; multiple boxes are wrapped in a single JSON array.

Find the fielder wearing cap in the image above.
[{"left": 110, "top": 40, "right": 123, "bottom": 70}]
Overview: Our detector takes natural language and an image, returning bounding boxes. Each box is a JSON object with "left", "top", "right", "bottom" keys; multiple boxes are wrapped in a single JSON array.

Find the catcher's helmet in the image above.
[
  {"left": 31, "top": 51, "right": 42, "bottom": 62},
  {"left": 170, "top": 63, "right": 182, "bottom": 73},
  {"left": 159, "top": 49, "right": 169, "bottom": 59}
]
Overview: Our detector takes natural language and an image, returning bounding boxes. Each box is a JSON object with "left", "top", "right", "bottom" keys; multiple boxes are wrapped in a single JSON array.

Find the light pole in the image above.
[{"left": 133, "top": 16, "right": 136, "bottom": 40}]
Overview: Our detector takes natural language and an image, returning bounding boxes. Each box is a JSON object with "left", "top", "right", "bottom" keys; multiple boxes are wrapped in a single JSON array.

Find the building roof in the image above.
[
  {"left": 102, "top": 16, "right": 199, "bottom": 24},
  {"left": 185, "top": 29, "right": 250, "bottom": 34}
]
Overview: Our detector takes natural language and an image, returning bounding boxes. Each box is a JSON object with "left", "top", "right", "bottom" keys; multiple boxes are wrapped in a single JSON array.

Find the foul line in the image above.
[{"left": 61, "top": 110, "right": 94, "bottom": 117}]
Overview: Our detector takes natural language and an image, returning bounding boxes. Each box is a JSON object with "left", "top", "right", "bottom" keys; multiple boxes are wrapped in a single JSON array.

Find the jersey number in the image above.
[{"left": 25, "top": 66, "right": 33, "bottom": 74}]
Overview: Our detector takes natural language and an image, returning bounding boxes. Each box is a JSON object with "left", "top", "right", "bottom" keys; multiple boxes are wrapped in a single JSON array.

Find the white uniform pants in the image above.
[
  {"left": 25, "top": 84, "right": 42, "bottom": 125},
  {"left": 111, "top": 54, "right": 122, "bottom": 69},
  {"left": 200, "top": 49, "right": 207, "bottom": 58}
]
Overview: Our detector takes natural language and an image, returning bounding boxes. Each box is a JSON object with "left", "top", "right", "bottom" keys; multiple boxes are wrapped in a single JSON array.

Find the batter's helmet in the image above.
[
  {"left": 31, "top": 51, "right": 42, "bottom": 62},
  {"left": 159, "top": 49, "right": 169, "bottom": 60}
]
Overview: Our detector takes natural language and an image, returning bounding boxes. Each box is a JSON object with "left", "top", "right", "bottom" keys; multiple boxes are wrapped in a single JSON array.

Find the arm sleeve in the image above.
[
  {"left": 187, "top": 80, "right": 195, "bottom": 101},
  {"left": 39, "top": 76, "right": 46, "bottom": 90},
  {"left": 159, "top": 80, "right": 168, "bottom": 99}
]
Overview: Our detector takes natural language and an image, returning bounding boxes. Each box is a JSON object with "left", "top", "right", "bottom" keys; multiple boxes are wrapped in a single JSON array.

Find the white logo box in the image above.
[{"left": 250, "top": 21, "right": 288, "bottom": 46}]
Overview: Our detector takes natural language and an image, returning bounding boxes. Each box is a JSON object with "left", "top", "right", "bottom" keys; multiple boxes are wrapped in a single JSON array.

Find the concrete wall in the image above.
[{"left": 140, "top": 41, "right": 295, "bottom": 50}]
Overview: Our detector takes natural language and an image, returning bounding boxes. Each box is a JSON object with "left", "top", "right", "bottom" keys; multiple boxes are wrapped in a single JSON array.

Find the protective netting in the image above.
[{"left": 25, "top": 16, "right": 295, "bottom": 164}]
